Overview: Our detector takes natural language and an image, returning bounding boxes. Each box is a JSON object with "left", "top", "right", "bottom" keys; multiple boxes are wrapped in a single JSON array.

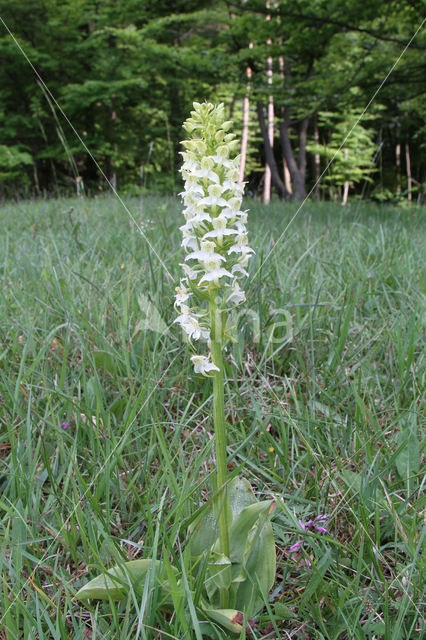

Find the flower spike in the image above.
[{"left": 175, "top": 102, "right": 254, "bottom": 374}]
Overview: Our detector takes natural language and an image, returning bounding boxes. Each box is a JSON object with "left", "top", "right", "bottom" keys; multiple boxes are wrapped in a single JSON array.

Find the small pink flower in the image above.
[
  {"left": 60, "top": 421, "right": 69, "bottom": 430},
  {"left": 289, "top": 514, "right": 330, "bottom": 566}
]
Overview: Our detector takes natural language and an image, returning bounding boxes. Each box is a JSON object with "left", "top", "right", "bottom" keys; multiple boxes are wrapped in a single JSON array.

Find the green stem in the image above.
[{"left": 209, "top": 290, "right": 230, "bottom": 609}]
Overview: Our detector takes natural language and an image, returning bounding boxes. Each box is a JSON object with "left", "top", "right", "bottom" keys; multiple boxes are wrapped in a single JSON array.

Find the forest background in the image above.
[
  {"left": 0, "top": 0, "right": 425, "bottom": 204},
  {"left": 0, "top": 2, "right": 425, "bottom": 637}
]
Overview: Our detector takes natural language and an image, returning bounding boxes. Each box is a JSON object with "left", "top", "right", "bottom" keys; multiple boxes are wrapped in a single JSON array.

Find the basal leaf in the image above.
[
  {"left": 205, "top": 552, "right": 232, "bottom": 602},
  {"left": 228, "top": 500, "right": 273, "bottom": 565},
  {"left": 234, "top": 505, "right": 276, "bottom": 615},
  {"left": 228, "top": 477, "right": 257, "bottom": 519},
  {"left": 190, "top": 507, "right": 218, "bottom": 558},
  {"left": 202, "top": 607, "right": 244, "bottom": 634},
  {"left": 74, "top": 559, "right": 176, "bottom": 602}
]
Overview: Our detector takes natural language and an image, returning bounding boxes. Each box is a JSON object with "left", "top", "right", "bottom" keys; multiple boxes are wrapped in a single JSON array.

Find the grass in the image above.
[{"left": 0, "top": 194, "right": 424, "bottom": 639}]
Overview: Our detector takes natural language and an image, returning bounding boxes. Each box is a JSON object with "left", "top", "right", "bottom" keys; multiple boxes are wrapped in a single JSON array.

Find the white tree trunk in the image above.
[
  {"left": 396, "top": 142, "right": 401, "bottom": 195},
  {"left": 238, "top": 42, "right": 253, "bottom": 184},
  {"left": 263, "top": 2, "right": 273, "bottom": 204},
  {"left": 342, "top": 149, "right": 349, "bottom": 205},
  {"left": 405, "top": 142, "right": 412, "bottom": 202},
  {"left": 342, "top": 181, "right": 350, "bottom": 205},
  {"left": 313, "top": 115, "right": 320, "bottom": 198}
]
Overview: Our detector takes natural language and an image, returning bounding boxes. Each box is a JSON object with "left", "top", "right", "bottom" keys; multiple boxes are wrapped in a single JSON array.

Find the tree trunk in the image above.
[
  {"left": 263, "top": 88, "right": 274, "bottom": 204},
  {"left": 263, "top": 1, "right": 273, "bottom": 204},
  {"left": 395, "top": 142, "right": 401, "bottom": 195},
  {"left": 256, "top": 102, "right": 288, "bottom": 199},
  {"left": 239, "top": 42, "right": 253, "bottom": 184},
  {"left": 279, "top": 111, "right": 308, "bottom": 201},
  {"left": 313, "top": 113, "right": 320, "bottom": 199},
  {"left": 283, "top": 158, "right": 292, "bottom": 194},
  {"left": 239, "top": 95, "right": 250, "bottom": 185},
  {"left": 342, "top": 181, "right": 350, "bottom": 205},
  {"left": 342, "top": 148, "right": 349, "bottom": 205},
  {"left": 405, "top": 142, "right": 412, "bottom": 202},
  {"left": 277, "top": 35, "right": 292, "bottom": 196}
]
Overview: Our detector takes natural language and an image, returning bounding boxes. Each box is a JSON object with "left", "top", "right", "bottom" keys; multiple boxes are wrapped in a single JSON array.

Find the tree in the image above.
[
  {"left": 308, "top": 110, "right": 377, "bottom": 204},
  {"left": 0, "top": 0, "right": 424, "bottom": 200},
  {"left": 221, "top": 0, "right": 425, "bottom": 201}
]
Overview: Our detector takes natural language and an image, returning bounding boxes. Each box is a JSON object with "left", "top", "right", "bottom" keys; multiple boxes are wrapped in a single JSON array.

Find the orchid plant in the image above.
[{"left": 75, "top": 103, "right": 276, "bottom": 636}]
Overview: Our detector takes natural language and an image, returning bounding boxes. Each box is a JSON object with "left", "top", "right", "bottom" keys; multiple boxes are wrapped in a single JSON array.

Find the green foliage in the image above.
[
  {"left": 0, "top": 0, "right": 424, "bottom": 199},
  {"left": 0, "top": 195, "right": 424, "bottom": 637},
  {"left": 74, "top": 477, "right": 276, "bottom": 635},
  {"left": 74, "top": 559, "right": 176, "bottom": 602},
  {"left": 0, "top": 144, "right": 32, "bottom": 181},
  {"left": 192, "top": 477, "right": 276, "bottom": 617},
  {"left": 308, "top": 110, "right": 377, "bottom": 195}
]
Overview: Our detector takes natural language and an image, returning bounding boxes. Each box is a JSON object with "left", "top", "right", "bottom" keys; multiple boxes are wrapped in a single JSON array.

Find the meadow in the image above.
[{"left": 0, "top": 195, "right": 424, "bottom": 639}]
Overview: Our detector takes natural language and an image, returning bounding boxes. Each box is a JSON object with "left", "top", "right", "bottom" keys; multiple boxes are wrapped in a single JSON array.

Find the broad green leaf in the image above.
[
  {"left": 395, "top": 418, "right": 420, "bottom": 488},
  {"left": 202, "top": 608, "right": 244, "bottom": 635},
  {"left": 190, "top": 507, "right": 218, "bottom": 558},
  {"left": 74, "top": 559, "right": 176, "bottom": 602},
  {"left": 206, "top": 552, "right": 232, "bottom": 593},
  {"left": 190, "top": 477, "right": 257, "bottom": 557},
  {"left": 227, "top": 500, "right": 274, "bottom": 565},
  {"left": 93, "top": 350, "right": 117, "bottom": 374},
  {"left": 190, "top": 476, "right": 276, "bottom": 616},
  {"left": 228, "top": 477, "right": 257, "bottom": 518},
  {"left": 233, "top": 505, "right": 276, "bottom": 615}
]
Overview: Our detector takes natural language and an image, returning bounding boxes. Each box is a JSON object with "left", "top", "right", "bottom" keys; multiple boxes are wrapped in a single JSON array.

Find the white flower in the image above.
[
  {"left": 200, "top": 184, "right": 228, "bottom": 208},
  {"left": 181, "top": 231, "right": 198, "bottom": 251},
  {"left": 222, "top": 180, "right": 245, "bottom": 198},
  {"left": 175, "top": 311, "right": 209, "bottom": 341},
  {"left": 193, "top": 165, "right": 221, "bottom": 183},
  {"left": 175, "top": 283, "right": 190, "bottom": 306},
  {"left": 211, "top": 155, "right": 235, "bottom": 169},
  {"left": 218, "top": 207, "right": 238, "bottom": 222},
  {"left": 227, "top": 281, "right": 245, "bottom": 305},
  {"left": 236, "top": 210, "right": 248, "bottom": 224},
  {"left": 228, "top": 244, "right": 254, "bottom": 258},
  {"left": 185, "top": 241, "right": 225, "bottom": 268},
  {"left": 180, "top": 263, "right": 199, "bottom": 280},
  {"left": 202, "top": 214, "right": 238, "bottom": 245},
  {"left": 199, "top": 268, "right": 233, "bottom": 285},
  {"left": 181, "top": 190, "right": 204, "bottom": 207},
  {"left": 183, "top": 205, "right": 211, "bottom": 224},
  {"left": 175, "top": 102, "right": 254, "bottom": 366},
  {"left": 231, "top": 263, "right": 248, "bottom": 277},
  {"left": 178, "top": 182, "right": 204, "bottom": 199},
  {"left": 180, "top": 158, "right": 198, "bottom": 178},
  {"left": 227, "top": 167, "right": 239, "bottom": 182},
  {"left": 227, "top": 197, "right": 243, "bottom": 211},
  {"left": 232, "top": 251, "right": 252, "bottom": 269},
  {"left": 191, "top": 354, "right": 220, "bottom": 375}
]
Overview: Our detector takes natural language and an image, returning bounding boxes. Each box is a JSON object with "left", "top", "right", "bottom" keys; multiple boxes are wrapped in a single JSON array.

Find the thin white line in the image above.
[
  {"left": 252, "top": 17, "right": 426, "bottom": 282},
  {"left": 0, "top": 16, "right": 174, "bottom": 281},
  {"left": 237, "top": 358, "right": 422, "bottom": 617},
  {"left": 0, "top": 342, "right": 180, "bottom": 627},
  {"left": 0, "top": 9, "right": 423, "bottom": 630},
  {"left": 0, "top": 15, "right": 181, "bottom": 628}
]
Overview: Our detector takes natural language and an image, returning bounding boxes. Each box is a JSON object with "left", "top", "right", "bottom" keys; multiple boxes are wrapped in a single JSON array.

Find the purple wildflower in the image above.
[
  {"left": 289, "top": 514, "right": 330, "bottom": 567},
  {"left": 311, "top": 514, "right": 329, "bottom": 533},
  {"left": 61, "top": 421, "right": 69, "bottom": 430}
]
